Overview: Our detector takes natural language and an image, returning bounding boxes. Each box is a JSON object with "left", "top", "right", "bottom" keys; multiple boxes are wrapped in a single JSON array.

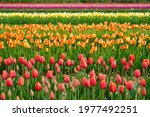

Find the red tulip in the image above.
[
  {"left": 58, "top": 83, "right": 65, "bottom": 92},
  {"left": 35, "top": 54, "right": 41, "bottom": 61},
  {"left": 56, "top": 67, "right": 61, "bottom": 73},
  {"left": 82, "top": 77, "right": 87, "bottom": 86},
  {"left": 24, "top": 71, "right": 30, "bottom": 79},
  {"left": 4, "top": 59, "right": 11, "bottom": 66},
  {"left": 129, "top": 54, "right": 135, "bottom": 62},
  {"left": 134, "top": 69, "right": 141, "bottom": 78},
  {"left": 18, "top": 57, "right": 24, "bottom": 64},
  {"left": 27, "top": 61, "right": 32, "bottom": 69},
  {"left": 119, "top": 85, "right": 124, "bottom": 94},
  {"left": 78, "top": 54, "right": 83, "bottom": 60},
  {"left": 39, "top": 56, "right": 45, "bottom": 63},
  {"left": 18, "top": 77, "right": 24, "bottom": 86},
  {"left": 46, "top": 70, "right": 53, "bottom": 79},
  {"left": 142, "top": 59, "right": 149, "bottom": 69},
  {"left": 8, "top": 56, "right": 13, "bottom": 63},
  {"left": 124, "top": 78, "right": 128, "bottom": 87},
  {"left": 97, "top": 56, "right": 103, "bottom": 65},
  {"left": 100, "top": 80, "right": 107, "bottom": 89},
  {"left": 61, "top": 53, "right": 66, "bottom": 60},
  {"left": 72, "top": 78, "right": 80, "bottom": 88},
  {"left": 66, "top": 59, "right": 71, "bottom": 66},
  {"left": 58, "top": 58, "right": 64, "bottom": 66},
  {"left": 109, "top": 82, "right": 117, "bottom": 93},
  {"left": 55, "top": 63, "right": 59, "bottom": 69},
  {"left": 10, "top": 70, "right": 16, "bottom": 78},
  {"left": 35, "top": 82, "right": 42, "bottom": 91},
  {"left": 80, "top": 57, "right": 87, "bottom": 69},
  {"left": 98, "top": 73, "right": 106, "bottom": 81},
  {"left": 116, "top": 74, "right": 122, "bottom": 84},
  {"left": 22, "top": 59, "right": 27, "bottom": 66},
  {"left": 89, "top": 70, "right": 96, "bottom": 78},
  {"left": 126, "top": 81, "right": 133, "bottom": 90},
  {"left": 2, "top": 70, "right": 8, "bottom": 80},
  {"left": 109, "top": 56, "right": 115, "bottom": 64},
  {"left": 49, "top": 56, "right": 55, "bottom": 64},
  {"left": 32, "top": 69, "right": 39, "bottom": 78},
  {"left": 76, "top": 65, "right": 81, "bottom": 71},
  {"left": 70, "top": 60, "right": 74, "bottom": 66},
  {"left": 30, "top": 58, "right": 35, "bottom": 65},
  {"left": 90, "top": 77, "right": 97, "bottom": 86},
  {"left": 0, "top": 93, "right": 6, "bottom": 100},
  {"left": 140, "top": 79, "right": 146, "bottom": 87},
  {"left": 64, "top": 75, "right": 70, "bottom": 83},
  {"left": 105, "top": 66, "right": 109, "bottom": 71},
  {"left": 50, "top": 91, "right": 55, "bottom": 100},
  {"left": 111, "top": 61, "right": 116, "bottom": 69},
  {"left": 124, "top": 63, "right": 130, "bottom": 71},
  {"left": 13, "top": 58, "right": 16, "bottom": 64},
  {"left": 87, "top": 57, "right": 94, "bottom": 65},
  {"left": 5, "top": 78, "right": 13, "bottom": 87},
  {"left": 141, "top": 87, "right": 146, "bottom": 96},
  {"left": 121, "top": 58, "right": 126, "bottom": 65},
  {"left": 0, "top": 57, "right": 2, "bottom": 63},
  {"left": 102, "top": 61, "right": 106, "bottom": 67},
  {"left": 128, "top": 60, "right": 133, "bottom": 67}
]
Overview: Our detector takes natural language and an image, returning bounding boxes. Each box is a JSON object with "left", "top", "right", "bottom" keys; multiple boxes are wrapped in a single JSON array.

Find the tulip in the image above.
[
  {"left": 61, "top": 53, "right": 66, "bottom": 60},
  {"left": 121, "top": 58, "right": 126, "bottom": 65},
  {"left": 50, "top": 91, "right": 55, "bottom": 100},
  {"left": 72, "top": 78, "right": 80, "bottom": 88},
  {"left": 109, "top": 56, "right": 115, "bottom": 64},
  {"left": 90, "top": 77, "right": 97, "bottom": 86},
  {"left": 30, "top": 58, "right": 35, "bottom": 65},
  {"left": 98, "top": 73, "right": 106, "bottom": 81},
  {"left": 49, "top": 56, "right": 55, "bottom": 64},
  {"left": 126, "top": 81, "right": 133, "bottom": 90},
  {"left": 111, "top": 61, "right": 116, "bottom": 69},
  {"left": 26, "top": 61, "right": 32, "bottom": 69},
  {"left": 18, "top": 57, "right": 24, "bottom": 64},
  {"left": 141, "top": 87, "right": 146, "bottom": 96},
  {"left": 18, "top": 77, "right": 24, "bottom": 86},
  {"left": 82, "top": 77, "right": 87, "bottom": 86},
  {"left": 58, "top": 58, "right": 64, "bottom": 66},
  {"left": 4, "top": 59, "right": 11, "bottom": 66},
  {"left": 13, "top": 58, "right": 16, "bottom": 64},
  {"left": 56, "top": 67, "right": 61, "bottom": 73},
  {"left": 119, "top": 85, "right": 124, "bottom": 94},
  {"left": 124, "top": 63, "right": 130, "bottom": 71},
  {"left": 10, "top": 70, "right": 16, "bottom": 78},
  {"left": 87, "top": 57, "right": 94, "bottom": 65},
  {"left": 142, "top": 60, "right": 149, "bottom": 69},
  {"left": 58, "top": 83, "right": 65, "bottom": 92},
  {"left": 35, "top": 82, "right": 42, "bottom": 91},
  {"left": 129, "top": 54, "right": 135, "bottom": 62},
  {"left": 8, "top": 56, "right": 13, "bottom": 63},
  {"left": 0, "top": 57, "right": 2, "bottom": 64},
  {"left": 35, "top": 54, "right": 41, "bottom": 61},
  {"left": 66, "top": 59, "right": 72, "bottom": 66},
  {"left": 32, "top": 69, "right": 39, "bottom": 78},
  {"left": 89, "top": 70, "right": 96, "bottom": 78},
  {"left": 76, "top": 65, "right": 81, "bottom": 71},
  {"left": 0, "top": 92, "right": 6, "bottom": 100},
  {"left": 109, "top": 82, "right": 117, "bottom": 93},
  {"left": 78, "top": 54, "right": 83, "bottom": 60},
  {"left": 128, "top": 60, "right": 133, "bottom": 67},
  {"left": 64, "top": 75, "right": 70, "bottom": 83},
  {"left": 100, "top": 80, "right": 107, "bottom": 89},
  {"left": 5, "top": 78, "right": 13, "bottom": 87},
  {"left": 2, "top": 70, "right": 8, "bottom": 80},
  {"left": 115, "top": 74, "right": 122, "bottom": 84},
  {"left": 134, "top": 69, "right": 141, "bottom": 78},
  {"left": 24, "top": 71, "right": 30, "bottom": 79},
  {"left": 140, "top": 79, "right": 146, "bottom": 87},
  {"left": 39, "top": 56, "right": 45, "bottom": 63},
  {"left": 46, "top": 70, "right": 53, "bottom": 79}
]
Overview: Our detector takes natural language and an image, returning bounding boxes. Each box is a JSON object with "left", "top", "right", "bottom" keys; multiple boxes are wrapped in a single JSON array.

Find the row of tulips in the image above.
[{"left": 0, "top": 53, "right": 149, "bottom": 100}]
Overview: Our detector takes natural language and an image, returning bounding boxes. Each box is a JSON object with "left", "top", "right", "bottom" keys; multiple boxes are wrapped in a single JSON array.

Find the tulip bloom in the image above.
[
  {"left": 100, "top": 80, "right": 107, "bottom": 89},
  {"left": 126, "top": 81, "right": 133, "bottom": 90},
  {"left": 10, "top": 70, "right": 16, "bottom": 78},
  {"left": 61, "top": 53, "right": 66, "bottom": 60},
  {"left": 49, "top": 56, "right": 55, "bottom": 64},
  {"left": 58, "top": 83, "right": 65, "bottom": 92},
  {"left": 140, "top": 79, "right": 146, "bottom": 87},
  {"left": 121, "top": 58, "right": 126, "bottom": 65},
  {"left": 32, "top": 69, "right": 39, "bottom": 78},
  {"left": 134, "top": 69, "right": 141, "bottom": 78},
  {"left": 2, "top": 70, "right": 8, "bottom": 80},
  {"left": 64, "top": 75, "right": 70, "bottom": 83},
  {"left": 129, "top": 54, "right": 135, "bottom": 62},
  {"left": 0, "top": 93, "right": 6, "bottom": 100},
  {"left": 90, "top": 77, "right": 97, "bottom": 86},
  {"left": 35, "top": 82, "right": 42, "bottom": 91},
  {"left": 5, "top": 78, "right": 13, "bottom": 87},
  {"left": 109, "top": 82, "right": 117, "bottom": 93},
  {"left": 50, "top": 91, "right": 55, "bottom": 100},
  {"left": 24, "top": 71, "right": 30, "bottom": 79},
  {"left": 111, "top": 61, "right": 116, "bottom": 69},
  {"left": 46, "top": 70, "right": 53, "bottom": 79},
  {"left": 116, "top": 74, "right": 122, "bottom": 84},
  {"left": 18, "top": 77, "right": 24, "bottom": 86},
  {"left": 119, "top": 85, "right": 124, "bottom": 94},
  {"left": 141, "top": 87, "right": 146, "bottom": 96}
]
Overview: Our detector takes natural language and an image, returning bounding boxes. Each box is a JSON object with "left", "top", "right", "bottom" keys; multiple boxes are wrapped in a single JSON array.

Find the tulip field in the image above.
[{"left": 0, "top": 12, "right": 150, "bottom": 100}]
